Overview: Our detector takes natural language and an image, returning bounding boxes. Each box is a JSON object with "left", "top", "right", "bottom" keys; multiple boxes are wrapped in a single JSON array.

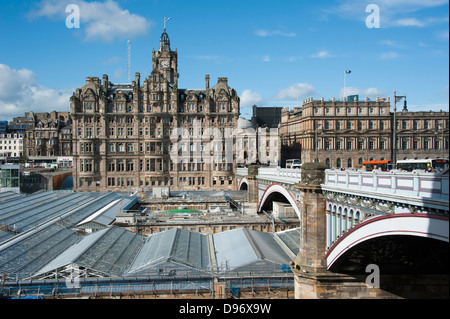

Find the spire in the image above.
[
  {"left": 160, "top": 17, "right": 171, "bottom": 51},
  {"left": 160, "top": 29, "right": 170, "bottom": 51}
]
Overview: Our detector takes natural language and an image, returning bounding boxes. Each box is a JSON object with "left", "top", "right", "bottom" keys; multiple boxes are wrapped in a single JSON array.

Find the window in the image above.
[
  {"left": 358, "top": 140, "right": 364, "bottom": 150},
  {"left": 127, "top": 160, "right": 134, "bottom": 171},
  {"left": 108, "top": 161, "right": 115, "bottom": 172},
  {"left": 117, "top": 160, "right": 125, "bottom": 172},
  {"left": 402, "top": 140, "right": 408, "bottom": 150}
]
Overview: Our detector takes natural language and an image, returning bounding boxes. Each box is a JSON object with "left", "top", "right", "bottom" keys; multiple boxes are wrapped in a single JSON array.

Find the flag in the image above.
[
  {"left": 345, "top": 70, "right": 351, "bottom": 74},
  {"left": 395, "top": 96, "right": 404, "bottom": 103}
]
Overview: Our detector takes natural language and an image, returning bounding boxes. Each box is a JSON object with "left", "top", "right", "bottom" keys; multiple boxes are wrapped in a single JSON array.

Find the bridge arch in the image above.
[
  {"left": 258, "top": 183, "right": 301, "bottom": 219},
  {"left": 326, "top": 213, "right": 449, "bottom": 269},
  {"left": 237, "top": 177, "right": 249, "bottom": 191}
]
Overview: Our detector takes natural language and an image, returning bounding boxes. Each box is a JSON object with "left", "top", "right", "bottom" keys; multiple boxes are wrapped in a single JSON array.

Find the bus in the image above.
[
  {"left": 362, "top": 160, "right": 393, "bottom": 171},
  {"left": 286, "top": 159, "right": 302, "bottom": 169},
  {"left": 396, "top": 158, "right": 449, "bottom": 172}
]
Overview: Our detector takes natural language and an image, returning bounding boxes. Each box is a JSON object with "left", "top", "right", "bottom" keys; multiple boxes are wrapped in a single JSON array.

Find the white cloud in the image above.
[
  {"left": 284, "top": 56, "right": 303, "bottom": 63},
  {"left": 0, "top": 64, "right": 73, "bottom": 120},
  {"left": 29, "top": 0, "right": 152, "bottom": 43},
  {"left": 438, "top": 29, "right": 449, "bottom": 40},
  {"left": 394, "top": 18, "right": 426, "bottom": 27},
  {"left": 102, "top": 56, "right": 120, "bottom": 66},
  {"left": 379, "top": 39, "right": 407, "bottom": 48},
  {"left": 241, "top": 90, "right": 265, "bottom": 107},
  {"left": 255, "top": 29, "right": 296, "bottom": 37},
  {"left": 340, "top": 86, "right": 388, "bottom": 99},
  {"left": 331, "top": 0, "right": 448, "bottom": 28},
  {"left": 274, "top": 83, "right": 316, "bottom": 101},
  {"left": 380, "top": 51, "right": 400, "bottom": 59},
  {"left": 262, "top": 55, "right": 271, "bottom": 63},
  {"left": 310, "top": 50, "right": 333, "bottom": 59}
]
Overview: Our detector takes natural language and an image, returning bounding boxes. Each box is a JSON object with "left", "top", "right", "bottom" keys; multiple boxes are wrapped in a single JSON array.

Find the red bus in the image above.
[{"left": 362, "top": 160, "right": 393, "bottom": 171}]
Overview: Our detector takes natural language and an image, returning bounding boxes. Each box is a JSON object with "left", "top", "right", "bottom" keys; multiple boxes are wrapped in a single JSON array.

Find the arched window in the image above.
[
  {"left": 347, "top": 158, "right": 352, "bottom": 168},
  {"left": 336, "top": 158, "right": 341, "bottom": 168}
]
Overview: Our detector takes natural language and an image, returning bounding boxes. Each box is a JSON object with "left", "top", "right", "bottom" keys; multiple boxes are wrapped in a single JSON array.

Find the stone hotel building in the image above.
[
  {"left": 70, "top": 29, "right": 240, "bottom": 192},
  {"left": 279, "top": 96, "right": 449, "bottom": 168}
]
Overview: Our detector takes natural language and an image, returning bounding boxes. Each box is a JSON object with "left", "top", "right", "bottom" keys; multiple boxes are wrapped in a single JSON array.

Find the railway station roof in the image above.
[{"left": 0, "top": 191, "right": 299, "bottom": 281}]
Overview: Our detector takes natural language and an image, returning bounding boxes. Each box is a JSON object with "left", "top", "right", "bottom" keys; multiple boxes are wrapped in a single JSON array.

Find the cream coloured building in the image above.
[
  {"left": 279, "top": 96, "right": 449, "bottom": 168},
  {"left": 0, "top": 133, "right": 24, "bottom": 159}
]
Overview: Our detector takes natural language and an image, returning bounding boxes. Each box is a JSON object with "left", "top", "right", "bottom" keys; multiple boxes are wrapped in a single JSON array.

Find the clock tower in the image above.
[{"left": 151, "top": 28, "right": 179, "bottom": 90}]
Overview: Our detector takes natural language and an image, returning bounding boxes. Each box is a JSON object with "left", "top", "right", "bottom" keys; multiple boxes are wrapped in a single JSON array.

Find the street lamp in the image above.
[
  {"left": 435, "top": 121, "right": 445, "bottom": 159},
  {"left": 315, "top": 122, "right": 324, "bottom": 162},
  {"left": 393, "top": 91, "right": 406, "bottom": 165}
]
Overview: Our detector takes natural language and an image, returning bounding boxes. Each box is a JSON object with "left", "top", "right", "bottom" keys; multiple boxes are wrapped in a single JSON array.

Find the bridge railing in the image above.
[
  {"left": 236, "top": 168, "right": 248, "bottom": 176},
  {"left": 324, "top": 169, "right": 449, "bottom": 203},
  {"left": 236, "top": 167, "right": 302, "bottom": 184}
]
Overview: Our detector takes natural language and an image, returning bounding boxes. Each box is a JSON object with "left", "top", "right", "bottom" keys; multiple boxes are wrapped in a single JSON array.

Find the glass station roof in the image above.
[{"left": 0, "top": 191, "right": 298, "bottom": 281}]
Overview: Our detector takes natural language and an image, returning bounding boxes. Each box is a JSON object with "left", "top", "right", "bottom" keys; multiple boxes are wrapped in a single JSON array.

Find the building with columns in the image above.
[
  {"left": 70, "top": 28, "right": 240, "bottom": 192},
  {"left": 279, "top": 96, "right": 449, "bottom": 168}
]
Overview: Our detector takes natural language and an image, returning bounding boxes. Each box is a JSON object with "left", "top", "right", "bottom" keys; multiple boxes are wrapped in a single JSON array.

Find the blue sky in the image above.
[{"left": 0, "top": 0, "right": 448, "bottom": 121}]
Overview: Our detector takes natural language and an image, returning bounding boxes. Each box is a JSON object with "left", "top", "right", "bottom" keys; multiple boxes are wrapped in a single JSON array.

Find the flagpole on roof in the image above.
[
  {"left": 164, "top": 17, "right": 172, "bottom": 30},
  {"left": 344, "top": 70, "right": 351, "bottom": 100}
]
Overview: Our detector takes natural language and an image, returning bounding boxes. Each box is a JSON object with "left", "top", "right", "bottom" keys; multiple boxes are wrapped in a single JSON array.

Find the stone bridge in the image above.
[{"left": 236, "top": 164, "right": 449, "bottom": 298}]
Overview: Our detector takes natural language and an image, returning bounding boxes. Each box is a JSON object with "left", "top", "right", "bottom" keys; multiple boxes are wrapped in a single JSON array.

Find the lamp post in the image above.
[
  {"left": 435, "top": 121, "right": 445, "bottom": 159},
  {"left": 315, "top": 122, "right": 323, "bottom": 163},
  {"left": 393, "top": 91, "right": 406, "bottom": 165},
  {"left": 344, "top": 70, "right": 351, "bottom": 99}
]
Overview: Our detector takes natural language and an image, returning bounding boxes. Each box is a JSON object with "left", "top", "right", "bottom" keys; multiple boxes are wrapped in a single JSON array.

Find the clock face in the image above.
[{"left": 161, "top": 60, "right": 169, "bottom": 68}]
